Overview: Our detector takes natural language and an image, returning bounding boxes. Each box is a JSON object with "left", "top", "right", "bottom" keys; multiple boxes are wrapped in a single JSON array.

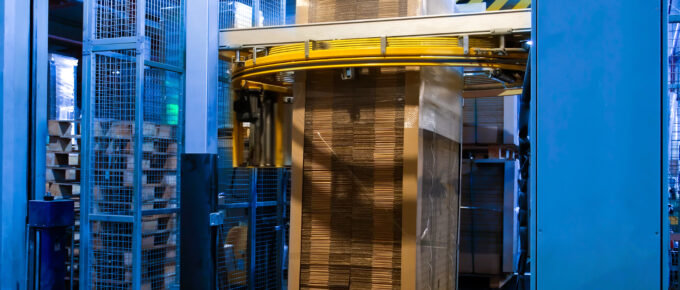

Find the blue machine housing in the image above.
[
  {"left": 532, "top": 0, "right": 668, "bottom": 289},
  {"left": 28, "top": 199, "right": 75, "bottom": 228},
  {"left": 28, "top": 199, "right": 75, "bottom": 290}
]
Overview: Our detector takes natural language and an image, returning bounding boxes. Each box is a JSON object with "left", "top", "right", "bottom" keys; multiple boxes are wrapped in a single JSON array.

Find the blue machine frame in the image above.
[{"left": 532, "top": 0, "right": 668, "bottom": 289}]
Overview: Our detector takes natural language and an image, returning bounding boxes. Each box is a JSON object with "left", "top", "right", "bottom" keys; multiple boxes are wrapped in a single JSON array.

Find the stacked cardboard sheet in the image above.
[{"left": 292, "top": 1, "right": 462, "bottom": 289}]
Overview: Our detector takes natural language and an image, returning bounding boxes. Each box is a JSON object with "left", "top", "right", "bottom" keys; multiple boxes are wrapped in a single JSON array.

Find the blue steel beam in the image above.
[
  {"left": 0, "top": 0, "right": 31, "bottom": 288},
  {"left": 532, "top": 1, "right": 667, "bottom": 289},
  {"left": 31, "top": 0, "right": 48, "bottom": 201},
  {"left": 185, "top": 0, "right": 219, "bottom": 155}
]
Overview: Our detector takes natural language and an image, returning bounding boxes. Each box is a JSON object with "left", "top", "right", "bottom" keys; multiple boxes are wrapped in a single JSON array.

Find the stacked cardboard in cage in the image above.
[{"left": 290, "top": 1, "right": 462, "bottom": 289}]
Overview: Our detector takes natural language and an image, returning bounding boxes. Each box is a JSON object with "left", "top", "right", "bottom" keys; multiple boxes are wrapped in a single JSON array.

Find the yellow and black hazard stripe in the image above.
[{"left": 456, "top": 0, "right": 531, "bottom": 10}]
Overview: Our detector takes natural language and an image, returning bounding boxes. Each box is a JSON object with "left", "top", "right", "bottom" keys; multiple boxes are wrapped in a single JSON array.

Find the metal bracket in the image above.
[
  {"left": 252, "top": 46, "right": 258, "bottom": 65},
  {"left": 491, "top": 28, "right": 513, "bottom": 35},
  {"left": 380, "top": 36, "right": 387, "bottom": 55},
  {"left": 209, "top": 212, "right": 224, "bottom": 226},
  {"left": 304, "top": 40, "right": 310, "bottom": 59},
  {"left": 340, "top": 68, "right": 355, "bottom": 80},
  {"left": 235, "top": 50, "right": 244, "bottom": 64},
  {"left": 460, "top": 35, "right": 470, "bottom": 55}
]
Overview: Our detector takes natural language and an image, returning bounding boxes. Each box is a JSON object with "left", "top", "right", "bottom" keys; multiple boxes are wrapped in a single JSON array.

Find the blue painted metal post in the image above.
[
  {"left": 31, "top": 0, "right": 48, "bottom": 201},
  {"left": 0, "top": 0, "right": 31, "bottom": 288},
  {"left": 248, "top": 169, "right": 258, "bottom": 289},
  {"left": 132, "top": 1, "right": 146, "bottom": 287},
  {"left": 276, "top": 168, "right": 284, "bottom": 290},
  {"left": 185, "top": 0, "right": 219, "bottom": 155},
  {"left": 532, "top": 1, "right": 668, "bottom": 289},
  {"left": 79, "top": 0, "right": 93, "bottom": 287}
]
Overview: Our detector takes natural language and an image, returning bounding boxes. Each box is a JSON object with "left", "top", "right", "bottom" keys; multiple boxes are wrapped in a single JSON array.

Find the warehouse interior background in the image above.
[{"left": 0, "top": 0, "right": 673, "bottom": 289}]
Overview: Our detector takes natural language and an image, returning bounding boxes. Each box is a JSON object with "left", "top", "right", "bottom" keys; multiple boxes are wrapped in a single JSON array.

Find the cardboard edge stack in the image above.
[{"left": 289, "top": 1, "right": 463, "bottom": 289}]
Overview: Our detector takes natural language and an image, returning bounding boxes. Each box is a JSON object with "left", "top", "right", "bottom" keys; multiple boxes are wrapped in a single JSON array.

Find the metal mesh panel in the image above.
[
  {"left": 145, "top": 0, "right": 184, "bottom": 66},
  {"left": 670, "top": 21, "right": 680, "bottom": 233},
  {"left": 219, "top": 0, "right": 285, "bottom": 29},
  {"left": 95, "top": 0, "right": 137, "bottom": 39},
  {"left": 141, "top": 214, "right": 178, "bottom": 290},
  {"left": 86, "top": 0, "right": 184, "bottom": 288},
  {"left": 91, "top": 50, "right": 137, "bottom": 215},
  {"left": 218, "top": 60, "right": 232, "bottom": 130},
  {"left": 142, "top": 67, "right": 180, "bottom": 211},
  {"left": 260, "top": 0, "right": 285, "bottom": 27},
  {"left": 670, "top": 10, "right": 680, "bottom": 290},
  {"left": 217, "top": 167, "right": 290, "bottom": 289},
  {"left": 221, "top": 168, "right": 252, "bottom": 204},
  {"left": 254, "top": 206, "right": 278, "bottom": 288},
  {"left": 90, "top": 221, "right": 134, "bottom": 289},
  {"left": 256, "top": 168, "right": 280, "bottom": 202},
  {"left": 218, "top": 59, "right": 233, "bottom": 171},
  {"left": 217, "top": 209, "right": 250, "bottom": 288}
]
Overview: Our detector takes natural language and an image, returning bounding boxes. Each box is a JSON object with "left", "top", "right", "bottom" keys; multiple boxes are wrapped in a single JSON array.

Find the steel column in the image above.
[
  {"left": 30, "top": 0, "right": 48, "bottom": 200},
  {"left": 78, "top": 0, "right": 93, "bottom": 286},
  {"left": 248, "top": 169, "right": 258, "bottom": 289},
  {"left": 0, "top": 0, "right": 31, "bottom": 289},
  {"left": 186, "top": 0, "right": 219, "bottom": 154}
]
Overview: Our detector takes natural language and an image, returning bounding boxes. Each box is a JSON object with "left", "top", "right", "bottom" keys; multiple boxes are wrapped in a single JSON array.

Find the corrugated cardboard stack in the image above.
[
  {"left": 300, "top": 68, "right": 405, "bottom": 288},
  {"left": 292, "top": 1, "right": 462, "bottom": 289}
]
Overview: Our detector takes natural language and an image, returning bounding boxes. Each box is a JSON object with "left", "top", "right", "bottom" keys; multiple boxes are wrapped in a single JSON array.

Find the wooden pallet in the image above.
[
  {"left": 48, "top": 182, "right": 81, "bottom": 197},
  {"left": 90, "top": 246, "right": 177, "bottom": 288},
  {"left": 94, "top": 120, "right": 176, "bottom": 139},
  {"left": 48, "top": 136, "right": 81, "bottom": 153},
  {"left": 46, "top": 152, "right": 79, "bottom": 167},
  {"left": 46, "top": 167, "right": 80, "bottom": 183},
  {"left": 48, "top": 120, "right": 80, "bottom": 137},
  {"left": 87, "top": 121, "right": 179, "bottom": 288},
  {"left": 142, "top": 214, "right": 177, "bottom": 232}
]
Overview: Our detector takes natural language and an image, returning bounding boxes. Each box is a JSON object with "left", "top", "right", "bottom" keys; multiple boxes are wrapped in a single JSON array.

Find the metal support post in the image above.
[
  {"left": 30, "top": 0, "right": 48, "bottom": 200},
  {"left": 0, "top": 0, "right": 31, "bottom": 288},
  {"left": 248, "top": 169, "right": 258, "bottom": 289},
  {"left": 186, "top": 0, "right": 219, "bottom": 154},
  {"left": 276, "top": 169, "right": 285, "bottom": 290},
  {"left": 180, "top": 154, "right": 219, "bottom": 290}
]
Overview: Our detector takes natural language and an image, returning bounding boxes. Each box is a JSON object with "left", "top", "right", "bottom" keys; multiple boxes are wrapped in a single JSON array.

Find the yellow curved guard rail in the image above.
[{"left": 231, "top": 36, "right": 528, "bottom": 83}]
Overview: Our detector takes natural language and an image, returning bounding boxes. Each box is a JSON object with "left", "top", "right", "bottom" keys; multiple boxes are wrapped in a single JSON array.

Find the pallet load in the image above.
[
  {"left": 47, "top": 120, "right": 82, "bottom": 198},
  {"left": 45, "top": 119, "right": 81, "bottom": 287},
  {"left": 91, "top": 121, "right": 178, "bottom": 214},
  {"left": 290, "top": 1, "right": 462, "bottom": 289},
  {"left": 89, "top": 120, "right": 179, "bottom": 289}
]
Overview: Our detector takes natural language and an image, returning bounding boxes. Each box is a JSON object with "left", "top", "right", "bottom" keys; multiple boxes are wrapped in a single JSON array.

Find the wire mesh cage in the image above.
[
  {"left": 670, "top": 20, "right": 680, "bottom": 233},
  {"left": 215, "top": 2, "right": 291, "bottom": 289},
  {"left": 217, "top": 167, "right": 290, "bottom": 290},
  {"left": 670, "top": 5, "right": 680, "bottom": 289},
  {"left": 94, "top": 0, "right": 137, "bottom": 39},
  {"left": 219, "top": 0, "right": 286, "bottom": 29},
  {"left": 83, "top": 0, "right": 184, "bottom": 289}
]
